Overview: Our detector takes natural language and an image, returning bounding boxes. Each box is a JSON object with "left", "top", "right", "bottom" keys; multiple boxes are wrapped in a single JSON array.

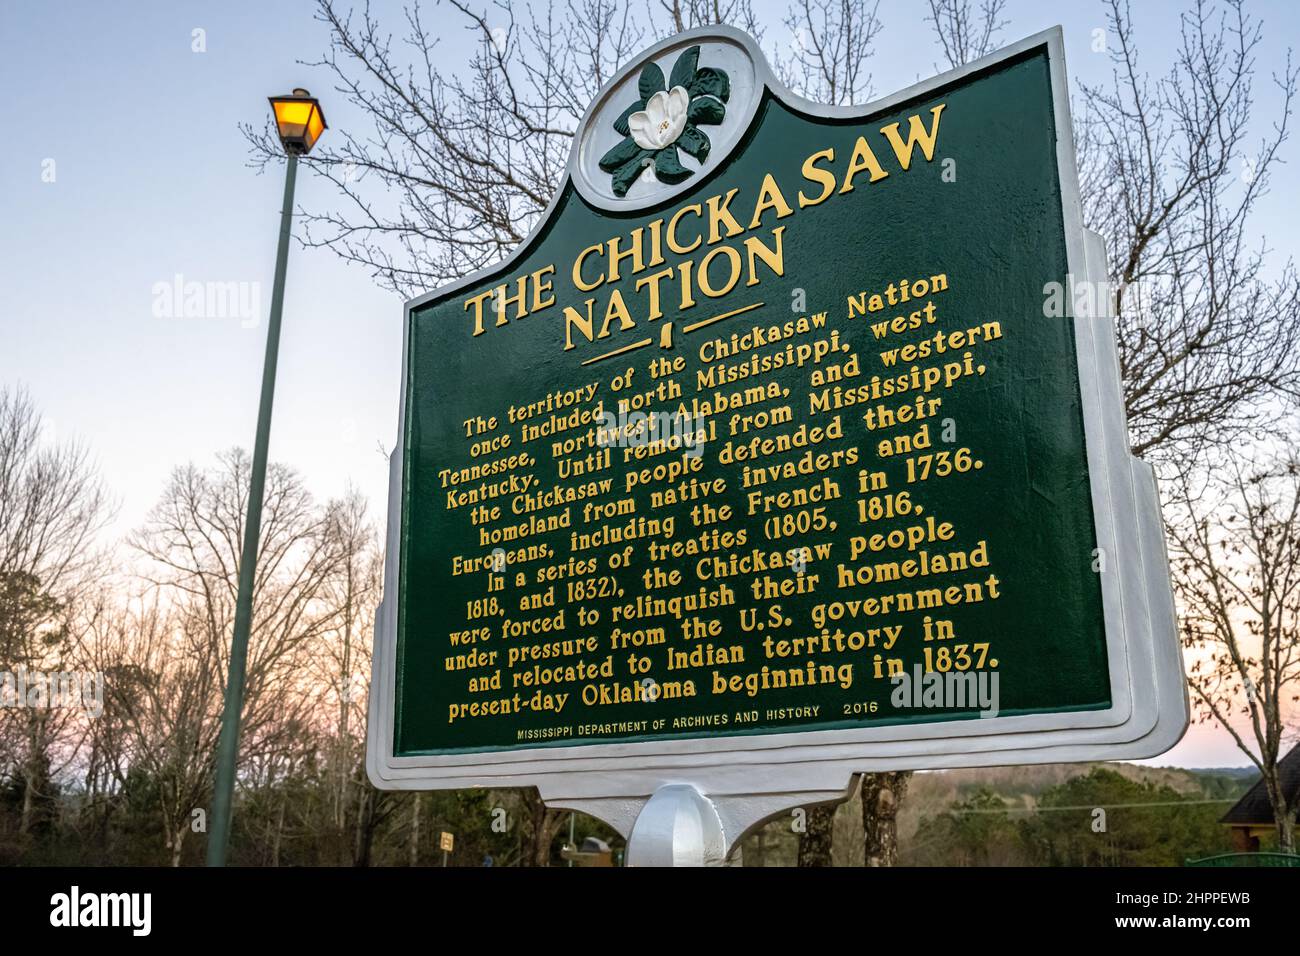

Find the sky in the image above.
[{"left": 2, "top": 0, "right": 1298, "bottom": 767}]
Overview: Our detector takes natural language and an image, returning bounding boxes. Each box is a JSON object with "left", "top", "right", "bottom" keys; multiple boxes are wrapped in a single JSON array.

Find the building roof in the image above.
[{"left": 1221, "top": 745, "right": 1300, "bottom": 826}]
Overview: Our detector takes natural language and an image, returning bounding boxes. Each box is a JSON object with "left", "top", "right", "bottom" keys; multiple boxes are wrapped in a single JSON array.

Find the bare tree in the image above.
[
  {"left": 796, "top": 803, "right": 835, "bottom": 866},
  {"left": 1077, "top": 0, "right": 1300, "bottom": 857},
  {"left": 240, "top": 718, "right": 321, "bottom": 866},
  {"left": 130, "top": 449, "right": 342, "bottom": 863},
  {"left": 72, "top": 594, "right": 141, "bottom": 853},
  {"left": 244, "top": 0, "right": 653, "bottom": 297},
  {"left": 778, "top": 0, "right": 883, "bottom": 105},
  {"left": 860, "top": 770, "right": 910, "bottom": 865},
  {"left": 1077, "top": 0, "right": 1299, "bottom": 462},
  {"left": 0, "top": 387, "right": 112, "bottom": 601},
  {"left": 0, "top": 386, "right": 112, "bottom": 837},
  {"left": 243, "top": 1, "right": 877, "bottom": 297},
  {"left": 1169, "top": 445, "right": 1300, "bottom": 852},
  {"left": 926, "top": 0, "right": 1006, "bottom": 69},
  {"left": 90, "top": 597, "right": 222, "bottom": 865},
  {"left": 302, "top": 488, "right": 384, "bottom": 862},
  {"left": 925, "top": 0, "right": 1300, "bottom": 463},
  {"left": 656, "top": 0, "right": 763, "bottom": 35},
  {"left": 520, "top": 786, "right": 567, "bottom": 867},
  {"left": 872, "top": 0, "right": 1300, "bottom": 874}
]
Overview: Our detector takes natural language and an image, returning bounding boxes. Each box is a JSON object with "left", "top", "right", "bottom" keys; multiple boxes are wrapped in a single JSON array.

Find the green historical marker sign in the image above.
[{"left": 367, "top": 27, "right": 1186, "bottom": 849}]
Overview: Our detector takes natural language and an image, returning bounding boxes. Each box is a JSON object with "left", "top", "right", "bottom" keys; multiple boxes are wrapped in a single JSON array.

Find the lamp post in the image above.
[{"left": 206, "top": 89, "right": 327, "bottom": 867}]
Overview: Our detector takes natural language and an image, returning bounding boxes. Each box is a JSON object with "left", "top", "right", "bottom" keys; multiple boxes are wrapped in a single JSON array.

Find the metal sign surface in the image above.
[{"left": 366, "top": 27, "right": 1187, "bottom": 823}]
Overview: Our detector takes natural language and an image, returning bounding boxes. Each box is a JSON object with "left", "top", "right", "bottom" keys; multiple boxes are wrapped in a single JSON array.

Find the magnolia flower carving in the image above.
[{"left": 598, "top": 45, "right": 730, "bottom": 196}]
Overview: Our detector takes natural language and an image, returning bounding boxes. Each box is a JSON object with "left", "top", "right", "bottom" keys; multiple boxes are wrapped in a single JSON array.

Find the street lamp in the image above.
[
  {"left": 206, "top": 89, "right": 326, "bottom": 868},
  {"left": 269, "top": 88, "right": 327, "bottom": 155}
]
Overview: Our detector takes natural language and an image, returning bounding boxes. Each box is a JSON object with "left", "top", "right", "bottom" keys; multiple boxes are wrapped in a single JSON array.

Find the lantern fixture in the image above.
[{"left": 268, "top": 88, "right": 326, "bottom": 155}]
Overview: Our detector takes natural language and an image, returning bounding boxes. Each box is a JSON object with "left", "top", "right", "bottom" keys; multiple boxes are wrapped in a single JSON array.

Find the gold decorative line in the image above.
[
  {"left": 581, "top": 337, "right": 653, "bottom": 366},
  {"left": 683, "top": 301, "right": 764, "bottom": 333}
]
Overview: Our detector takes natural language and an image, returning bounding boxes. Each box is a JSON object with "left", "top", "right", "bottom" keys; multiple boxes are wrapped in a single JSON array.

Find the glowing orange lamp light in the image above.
[{"left": 268, "top": 88, "right": 327, "bottom": 155}]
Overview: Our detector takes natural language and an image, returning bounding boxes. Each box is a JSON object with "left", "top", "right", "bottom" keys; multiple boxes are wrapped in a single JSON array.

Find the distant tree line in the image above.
[
  {"left": 910, "top": 768, "right": 1240, "bottom": 867},
  {"left": 0, "top": 386, "right": 617, "bottom": 866}
]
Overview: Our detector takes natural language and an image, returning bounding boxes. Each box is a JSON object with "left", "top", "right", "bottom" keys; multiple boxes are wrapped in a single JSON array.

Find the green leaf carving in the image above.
[
  {"left": 689, "top": 67, "right": 730, "bottom": 103},
  {"left": 639, "top": 62, "right": 666, "bottom": 100},
  {"left": 654, "top": 146, "right": 691, "bottom": 184},
  {"left": 677, "top": 125, "right": 711, "bottom": 161},
  {"left": 670, "top": 45, "right": 700, "bottom": 89},
  {"left": 598, "top": 136, "right": 642, "bottom": 172},
  {"left": 613, "top": 99, "right": 645, "bottom": 137},
  {"left": 688, "top": 96, "right": 725, "bottom": 126},
  {"left": 610, "top": 153, "right": 651, "bottom": 196}
]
